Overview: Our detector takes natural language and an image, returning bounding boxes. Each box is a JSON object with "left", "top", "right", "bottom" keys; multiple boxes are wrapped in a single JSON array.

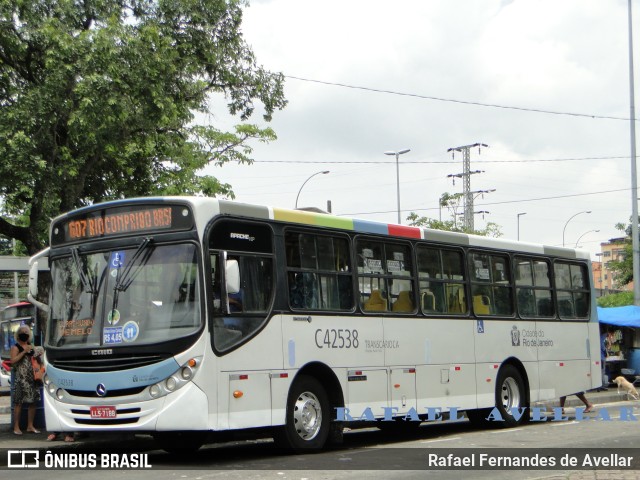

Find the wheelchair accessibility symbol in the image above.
[{"left": 110, "top": 251, "right": 125, "bottom": 269}]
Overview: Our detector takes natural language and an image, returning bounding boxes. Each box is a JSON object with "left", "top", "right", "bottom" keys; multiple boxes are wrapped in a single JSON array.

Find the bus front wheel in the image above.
[
  {"left": 275, "top": 375, "right": 330, "bottom": 452},
  {"left": 495, "top": 364, "right": 528, "bottom": 427}
]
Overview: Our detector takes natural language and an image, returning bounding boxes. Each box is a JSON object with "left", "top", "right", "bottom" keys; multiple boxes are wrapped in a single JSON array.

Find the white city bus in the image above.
[{"left": 28, "top": 197, "right": 600, "bottom": 451}]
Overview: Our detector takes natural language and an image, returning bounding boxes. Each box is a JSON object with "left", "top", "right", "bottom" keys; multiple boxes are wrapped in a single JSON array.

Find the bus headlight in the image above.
[
  {"left": 149, "top": 384, "right": 162, "bottom": 398},
  {"left": 43, "top": 376, "right": 63, "bottom": 400},
  {"left": 147, "top": 357, "right": 201, "bottom": 400},
  {"left": 165, "top": 376, "right": 177, "bottom": 391},
  {"left": 180, "top": 366, "right": 193, "bottom": 381}
]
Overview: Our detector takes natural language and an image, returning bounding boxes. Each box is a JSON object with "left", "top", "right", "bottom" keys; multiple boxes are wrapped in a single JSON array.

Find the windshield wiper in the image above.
[
  {"left": 113, "top": 237, "right": 154, "bottom": 293},
  {"left": 71, "top": 247, "right": 95, "bottom": 294}
]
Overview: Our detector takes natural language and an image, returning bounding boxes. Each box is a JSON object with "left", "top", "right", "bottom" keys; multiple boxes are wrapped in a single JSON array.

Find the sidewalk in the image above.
[{"left": 0, "top": 386, "right": 631, "bottom": 451}]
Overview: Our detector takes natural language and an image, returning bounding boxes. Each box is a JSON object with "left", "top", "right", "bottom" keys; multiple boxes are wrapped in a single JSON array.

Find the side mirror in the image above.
[
  {"left": 28, "top": 248, "right": 50, "bottom": 313},
  {"left": 226, "top": 259, "right": 240, "bottom": 294}
]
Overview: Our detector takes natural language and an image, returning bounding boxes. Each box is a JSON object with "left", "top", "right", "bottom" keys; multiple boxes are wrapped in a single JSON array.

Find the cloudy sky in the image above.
[{"left": 203, "top": 0, "right": 637, "bottom": 259}]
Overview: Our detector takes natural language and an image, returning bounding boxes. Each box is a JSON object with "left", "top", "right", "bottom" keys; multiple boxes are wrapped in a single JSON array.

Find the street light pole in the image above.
[
  {"left": 562, "top": 210, "right": 591, "bottom": 247},
  {"left": 574, "top": 229, "right": 600, "bottom": 248},
  {"left": 295, "top": 170, "right": 330, "bottom": 209},
  {"left": 384, "top": 149, "right": 410, "bottom": 224},
  {"left": 517, "top": 212, "right": 526, "bottom": 241}
]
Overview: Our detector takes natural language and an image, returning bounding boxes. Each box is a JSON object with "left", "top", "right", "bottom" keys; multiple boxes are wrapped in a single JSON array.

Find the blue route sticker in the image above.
[
  {"left": 103, "top": 327, "right": 123, "bottom": 345},
  {"left": 122, "top": 321, "right": 139, "bottom": 343}
]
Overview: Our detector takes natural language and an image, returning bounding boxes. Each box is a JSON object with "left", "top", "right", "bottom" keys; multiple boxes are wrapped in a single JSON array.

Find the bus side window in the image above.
[{"left": 285, "top": 230, "right": 353, "bottom": 311}]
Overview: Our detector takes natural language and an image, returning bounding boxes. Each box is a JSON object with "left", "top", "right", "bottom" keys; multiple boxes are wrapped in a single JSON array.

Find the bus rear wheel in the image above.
[
  {"left": 495, "top": 365, "right": 528, "bottom": 427},
  {"left": 275, "top": 375, "right": 330, "bottom": 452}
]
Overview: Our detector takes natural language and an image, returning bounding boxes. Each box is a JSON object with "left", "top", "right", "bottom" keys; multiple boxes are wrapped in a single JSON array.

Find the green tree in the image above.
[
  {"left": 0, "top": 235, "right": 11, "bottom": 255},
  {"left": 407, "top": 192, "right": 503, "bottom": 237},
  {"left": 597, "top": 291, "right": 633, "bottom": 307},
  {"left": 606, "top": 221, "right": 634, "bottom": 287},
  {"left": 0, "top": 0, "right": 286, "bottom": 254}
]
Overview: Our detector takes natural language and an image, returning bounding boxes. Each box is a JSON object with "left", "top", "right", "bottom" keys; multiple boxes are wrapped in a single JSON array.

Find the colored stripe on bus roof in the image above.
[
  {"left": 272, "top": 208, "right": 354, "bottom": 230},
  {"left": 352, "top": 218, "right": 389, "bottom": 235},
  {"left": 352, "top": 219, "right": 423, "bottom": 239},
  {"left": 388, "top": 224, "right": 423, "bottom": 239},
  {"left": 224, "top": 203, "right": 423, "bottom": 239}
]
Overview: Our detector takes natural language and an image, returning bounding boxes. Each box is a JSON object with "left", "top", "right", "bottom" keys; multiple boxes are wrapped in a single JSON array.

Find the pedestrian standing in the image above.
[{"left": 10, "top": 325, "right": 41, "bottom": 435}]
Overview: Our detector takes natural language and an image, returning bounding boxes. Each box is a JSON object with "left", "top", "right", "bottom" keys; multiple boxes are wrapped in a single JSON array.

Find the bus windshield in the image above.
[{"left": 48, "top": 243, "right": 201, "bottom": 348}]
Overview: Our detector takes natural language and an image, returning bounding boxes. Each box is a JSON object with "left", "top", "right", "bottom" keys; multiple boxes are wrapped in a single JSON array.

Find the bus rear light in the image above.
[
  {"left": 394, "top": 384, "right": 400, "bottom": 389},
  {"left": 233, "top": 390, "right": 243, "bottom": 399}
]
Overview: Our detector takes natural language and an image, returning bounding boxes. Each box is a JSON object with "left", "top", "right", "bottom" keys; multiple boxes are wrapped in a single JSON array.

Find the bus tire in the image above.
[
  {"left": 495, "top": 364, "right": 528, "bottom": 427},
  {"left": 275, "top": 375, "right": 330, "bottom": 452}
]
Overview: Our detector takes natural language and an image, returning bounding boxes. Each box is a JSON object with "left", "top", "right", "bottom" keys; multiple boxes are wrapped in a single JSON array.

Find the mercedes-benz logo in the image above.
[{"left": 96, "top": 383, "right": 107, "bottom": 397}]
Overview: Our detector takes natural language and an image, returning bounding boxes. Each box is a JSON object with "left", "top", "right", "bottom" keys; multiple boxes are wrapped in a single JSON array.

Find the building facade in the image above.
[{"left": 593, "top": 237, "right": 633, "bottom": 295}]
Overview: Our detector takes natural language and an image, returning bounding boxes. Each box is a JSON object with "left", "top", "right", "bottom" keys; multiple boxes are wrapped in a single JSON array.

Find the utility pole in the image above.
[
  {"left": 628, "top": 0, "right": 640, "bottom": 305},
  {"left": 447, "top": 143, "right": 493, "bottom": 231}
]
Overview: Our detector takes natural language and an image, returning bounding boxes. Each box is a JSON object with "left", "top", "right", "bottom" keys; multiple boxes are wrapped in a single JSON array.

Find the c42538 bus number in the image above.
[{"left": 315, "top": 329, "right": 359, "bottom": 349}]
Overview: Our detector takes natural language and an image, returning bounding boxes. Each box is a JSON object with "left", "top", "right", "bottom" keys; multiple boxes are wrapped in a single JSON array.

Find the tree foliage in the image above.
[
  {"left": 597, "top": 291, "right": 633, "bottom": 308},
  {"left": 407, "top": 192, "right": 503, "bottom": 237},
  {"left": 0, "top": 0, "right": 286, "bottom": 254},
  {"left": 606, "top": 221, "right": 634, "bottom": 288}
]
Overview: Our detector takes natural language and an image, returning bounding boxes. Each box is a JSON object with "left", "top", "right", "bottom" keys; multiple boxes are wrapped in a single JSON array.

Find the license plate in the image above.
[{"left": 90, "top": 406, "right": 117, "bottom": 419}]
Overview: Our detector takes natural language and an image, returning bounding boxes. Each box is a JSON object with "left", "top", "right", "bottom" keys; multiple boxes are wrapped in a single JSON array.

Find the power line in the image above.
[
  {"left": 285, "top": 75, "right": 633, "bottom": 121},
  {"left": 341, "top": 188, "right": 629, "bottom": 217},
  {"left": 253, "top": 155, "right": 627, "bottom": 165}
]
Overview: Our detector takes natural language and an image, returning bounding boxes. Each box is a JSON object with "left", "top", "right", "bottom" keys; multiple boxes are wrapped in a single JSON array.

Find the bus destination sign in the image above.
[{"left": 52, "top": 205, "right": 193, "bottom": 245}]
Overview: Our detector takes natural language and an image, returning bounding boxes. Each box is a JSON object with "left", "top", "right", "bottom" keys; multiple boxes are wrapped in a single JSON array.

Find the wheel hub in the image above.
[
  {"left": 501, "top": 376, "right": 521, "bottom": 410},
  {"left": 293, "top": 391, "right": 322, "bottom": 440}
]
